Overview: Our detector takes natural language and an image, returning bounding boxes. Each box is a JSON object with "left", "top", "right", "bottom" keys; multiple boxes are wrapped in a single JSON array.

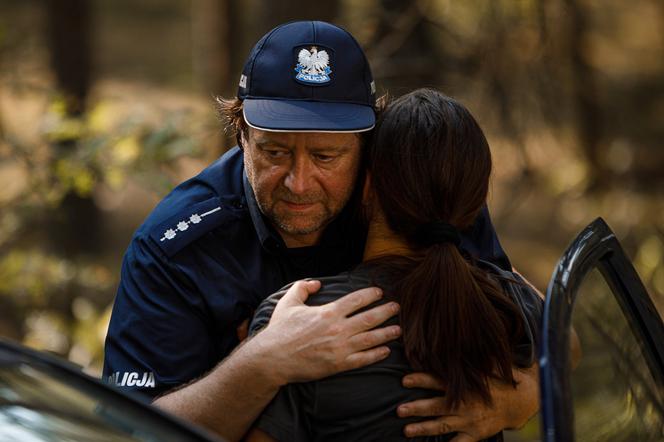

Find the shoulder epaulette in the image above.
[{"left": 149, "top": 196, "right": 241, "bottom": 258}]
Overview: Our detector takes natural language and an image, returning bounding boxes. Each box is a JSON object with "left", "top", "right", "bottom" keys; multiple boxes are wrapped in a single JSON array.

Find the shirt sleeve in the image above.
[
  {"left": 253, "top": 383, "right": 315, "bottom": 442},
  {"left": 506, "top": 274, "right": 545, "bottom": 368},
  {"left": 103, "top": 235, "right": 220, "bottom": 400},
  {"left": 477, "top": 260, "right": 544, "bottom": 368},
  {"left": 461, "top": 205, "right": 512, "bottom": 271}
]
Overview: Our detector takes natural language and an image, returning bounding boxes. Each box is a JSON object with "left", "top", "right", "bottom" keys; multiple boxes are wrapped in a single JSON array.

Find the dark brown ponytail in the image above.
[{"left": 367, "top": 89, "right": 525, "bottom": 408}]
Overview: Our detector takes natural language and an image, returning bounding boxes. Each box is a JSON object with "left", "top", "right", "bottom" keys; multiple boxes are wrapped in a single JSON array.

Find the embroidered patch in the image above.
[
  {"left": 159, "top": 207, "right": 221, "bottom": 242},
  {"left": 149, "top": 196, "right": 238, "bottom": 257},
  {"left": 108, "top": 371, "right": 156, "bottom": 388},
  {"left": 294, "top": 46, "right": 332, "bottom": 84}
]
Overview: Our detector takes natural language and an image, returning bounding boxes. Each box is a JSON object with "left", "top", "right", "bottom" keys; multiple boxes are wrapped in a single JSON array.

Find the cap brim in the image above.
[{"left": 243, "top": 99, "right": 375, "bottom": 133}]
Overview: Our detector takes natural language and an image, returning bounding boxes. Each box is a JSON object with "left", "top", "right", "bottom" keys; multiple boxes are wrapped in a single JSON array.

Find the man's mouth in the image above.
[{"left": 282, "top": 200, "right": 317, "bottom": 211}]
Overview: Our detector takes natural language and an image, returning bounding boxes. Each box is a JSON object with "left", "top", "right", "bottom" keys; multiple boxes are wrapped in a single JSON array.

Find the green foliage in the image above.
[
  {"left": 39, "top": 96, "right": 205, "bottom": 202},
  {"left": 0, "top": 93, "right": 212, "bottom": 370},
  {"left": 1, "top": 0, "right": 663, "bottom": 387}
]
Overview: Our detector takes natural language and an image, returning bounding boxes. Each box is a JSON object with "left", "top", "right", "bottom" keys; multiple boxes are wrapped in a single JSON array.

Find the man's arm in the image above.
[
  {"left": 397, "top": 366, "right": 539, "bottom": 441},
  {"left": 153, "top": 280, "right": 401, "bottom": 441},
  {"left": 514, "top": 268, "right": 582, "bottom": 369}
]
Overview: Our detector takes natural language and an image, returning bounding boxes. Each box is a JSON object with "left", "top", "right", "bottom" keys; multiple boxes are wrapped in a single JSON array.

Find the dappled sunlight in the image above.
[{"left": 0, "top": 0, "right": 662, "bottom": 383}]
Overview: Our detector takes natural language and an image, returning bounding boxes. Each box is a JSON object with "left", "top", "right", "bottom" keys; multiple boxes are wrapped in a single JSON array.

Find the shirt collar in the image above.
[{"left": 243, "top": 172, "right": 285, "bottom": 254}]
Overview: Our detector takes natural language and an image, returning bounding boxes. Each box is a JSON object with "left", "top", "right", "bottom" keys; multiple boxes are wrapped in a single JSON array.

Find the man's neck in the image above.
[{"left": 279, "top": 229, "right": 322, "bottom": 248}]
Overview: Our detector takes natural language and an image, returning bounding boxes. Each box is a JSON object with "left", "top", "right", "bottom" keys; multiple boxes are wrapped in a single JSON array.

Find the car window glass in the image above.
[
  {"left": 570, "top": 268, "right": 664, "bottom": 440},
  {"left": 504, "top": 411, "right": 541, "bottom": 441},
  {"left": 0, "top": 360, "right": 210, "bottom": 442}
]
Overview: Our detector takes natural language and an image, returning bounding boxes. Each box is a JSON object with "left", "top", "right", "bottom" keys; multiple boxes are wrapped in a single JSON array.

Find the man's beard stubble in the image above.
[{"left": 257, "top": 187, "right": 334, "bottom": 236}]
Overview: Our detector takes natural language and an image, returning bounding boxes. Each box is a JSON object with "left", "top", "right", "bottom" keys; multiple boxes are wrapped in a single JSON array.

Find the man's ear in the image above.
[{"left": 237, "top": 130, "right": 247, "bottom": 150}]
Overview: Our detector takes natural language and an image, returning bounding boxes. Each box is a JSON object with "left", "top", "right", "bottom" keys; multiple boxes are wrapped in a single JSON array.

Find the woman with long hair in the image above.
[{"left": 245, "top": 88, "right": 543, "bottom": 441}]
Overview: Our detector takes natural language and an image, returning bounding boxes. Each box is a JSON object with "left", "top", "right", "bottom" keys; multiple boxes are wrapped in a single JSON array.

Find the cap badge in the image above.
[{"left": 295, "top": 46, "right": 331, "bottom": 84}]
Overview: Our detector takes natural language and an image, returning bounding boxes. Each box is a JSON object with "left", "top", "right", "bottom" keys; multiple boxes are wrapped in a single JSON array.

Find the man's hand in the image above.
[
  {"left": 397, "top": 365, "right": 540, "bottom": 441},
  {"left": 154, "top": 280, "right": 400, "bottom": 441},
  {"left": 251, "top": 280, "right": 402, "bottom": 385}
]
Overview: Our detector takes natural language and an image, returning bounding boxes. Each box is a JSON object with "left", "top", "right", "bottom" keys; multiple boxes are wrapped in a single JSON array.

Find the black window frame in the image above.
[{"left": 539, "top": 217, "right": 664, "bottom": 441}]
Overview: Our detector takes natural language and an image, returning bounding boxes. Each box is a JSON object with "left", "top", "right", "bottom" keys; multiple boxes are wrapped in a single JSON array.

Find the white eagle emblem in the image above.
[{"left": 295, "top": 46, "right": 331, "bottom": 84}]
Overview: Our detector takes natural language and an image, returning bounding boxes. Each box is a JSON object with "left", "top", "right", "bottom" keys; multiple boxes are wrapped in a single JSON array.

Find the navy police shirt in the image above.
[{"left": 102, "top": 146, "right": 511, "bottom": 399}]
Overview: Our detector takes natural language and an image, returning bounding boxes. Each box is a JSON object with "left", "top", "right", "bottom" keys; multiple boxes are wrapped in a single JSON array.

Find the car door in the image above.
[
  {"left": 0, "top": 339, "right": 224, "bottom": 442},
  {"left": 539, "top": 217, "right": 664, "bottom": 441}
]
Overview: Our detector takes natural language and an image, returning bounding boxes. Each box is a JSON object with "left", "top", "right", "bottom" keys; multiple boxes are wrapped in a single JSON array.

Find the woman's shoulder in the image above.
[
  {"left": 248, "top": 269, "right": 375, "bottom": 336},
  {"left": 309, "top": 269, "right": 375, "bottom": 306},
  {"left": 476, "top": 260, "right": 540, "bottom": 302},
  {"left": 477, "top": 259, "right": 544, "bottom": 367}
]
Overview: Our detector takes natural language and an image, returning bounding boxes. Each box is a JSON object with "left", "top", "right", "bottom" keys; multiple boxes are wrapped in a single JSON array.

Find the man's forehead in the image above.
[{"left": 248, "top": 127, "right": 361, "bottom": 149}]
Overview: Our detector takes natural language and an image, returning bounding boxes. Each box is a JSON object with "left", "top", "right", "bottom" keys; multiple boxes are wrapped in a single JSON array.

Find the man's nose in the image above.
[{"left": 283, "top": 155, "right": 314, "bottom": 195}]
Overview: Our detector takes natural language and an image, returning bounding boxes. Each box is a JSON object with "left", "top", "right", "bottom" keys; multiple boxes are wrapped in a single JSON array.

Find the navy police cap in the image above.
[{"left": 238, "top": 21, "right": 376, "bottom": 133}]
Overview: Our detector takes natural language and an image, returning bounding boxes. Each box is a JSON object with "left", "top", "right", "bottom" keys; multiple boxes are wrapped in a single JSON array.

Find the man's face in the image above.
[{"left": 242, "top": 128, "right": 362, "bottom": 247}]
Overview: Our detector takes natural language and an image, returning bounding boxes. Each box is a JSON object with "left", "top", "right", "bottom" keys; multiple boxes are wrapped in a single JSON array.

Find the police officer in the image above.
[{"left": 104, "top": 21, "right": 538, "bottom": 441}]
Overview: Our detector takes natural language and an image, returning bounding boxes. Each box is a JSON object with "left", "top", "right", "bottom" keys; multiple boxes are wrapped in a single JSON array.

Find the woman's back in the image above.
[{"left": 249, "top": 262, "right": 542, "bottom": 441}]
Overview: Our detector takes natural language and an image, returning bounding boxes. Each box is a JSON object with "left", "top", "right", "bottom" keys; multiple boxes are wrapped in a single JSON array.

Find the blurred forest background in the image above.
[{"left": 0, "top": 0, "right": 662, "bottom": 386}]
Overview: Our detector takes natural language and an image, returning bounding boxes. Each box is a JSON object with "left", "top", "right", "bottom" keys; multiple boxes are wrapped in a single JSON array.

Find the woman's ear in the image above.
[
  {"left": 359, "top": 171, "right": 374, "bottom": 226},
  {"left": 362, "top": 170, "right": 372, "bottom": 206}
]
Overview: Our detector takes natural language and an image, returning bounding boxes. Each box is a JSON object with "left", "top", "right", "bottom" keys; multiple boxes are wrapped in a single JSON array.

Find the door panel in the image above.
[
  {"left": 570, "top": 269, "right": 663, "bottom": 440},
  {"left": 539, "top": 218, "right": 664, "bottom": 442}
]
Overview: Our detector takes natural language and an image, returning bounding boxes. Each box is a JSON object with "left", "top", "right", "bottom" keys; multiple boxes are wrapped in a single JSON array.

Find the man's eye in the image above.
[
  {"left": 265, "top": 150, "right": 289, "bottom": 159},
  {"left": 314, "top": 154, "right": 336, "bottom": 162}
]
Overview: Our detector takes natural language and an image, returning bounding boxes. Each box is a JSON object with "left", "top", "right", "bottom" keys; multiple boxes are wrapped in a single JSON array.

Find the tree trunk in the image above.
[
  {"left": 254, "top": 1, "right": 340, "bottom": 33},
  {"left": 564, "top": 0, "right": 604, "bottom": 189},
  {"left": 45, "top": 0, "right": 101, "bottom": 256},
  {"left": 367, "top": 0, "right": 435, "bottom": 88},
  {"left": 46, "top": 0, "right": 91, "bottom": 115}
]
